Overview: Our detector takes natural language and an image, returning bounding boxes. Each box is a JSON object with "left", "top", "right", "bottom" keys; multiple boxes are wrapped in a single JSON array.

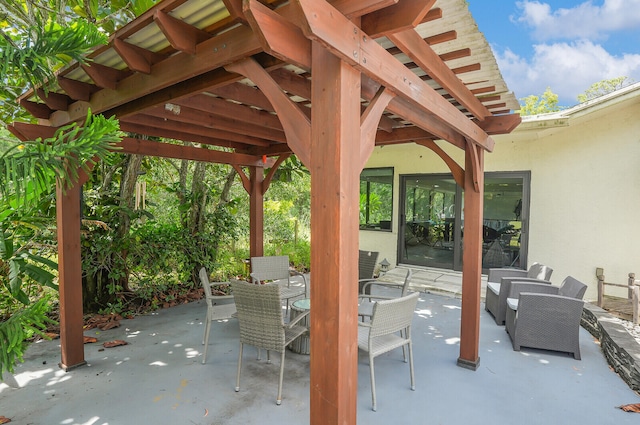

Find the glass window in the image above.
[{"left": 360, "top": 168, "right": 393, "bottom": 231}]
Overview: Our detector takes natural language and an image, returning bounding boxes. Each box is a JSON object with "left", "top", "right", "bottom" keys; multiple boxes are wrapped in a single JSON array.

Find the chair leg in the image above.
[
  {"left": 202, "top": 318, "right": 211, "bottom": 364},
  {"left": 277, "top": 350, "right": 285, "bottom": 405},
  {"left": 369, "top": 353, "right": 377, "bottom": 411},
  {"left": 235, "top": 342, "right": 244, "bottom": 392},
  {"left": 408, "top": 341, "right": 415, "bottom": 391},
  {"left": 202, "top": 313, "right": 210, "bottom": 345},
  {"left": 400, "top": 329, "right": 407, "bottom": 362}
]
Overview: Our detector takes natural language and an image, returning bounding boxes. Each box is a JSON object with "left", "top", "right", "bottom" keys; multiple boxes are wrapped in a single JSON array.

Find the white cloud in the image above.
[
  {"left": 514, "top": 0, "right": 640, "bottom": 41},
  {"left": 495, "top": 40, "right": 640, "bottom": 105}
]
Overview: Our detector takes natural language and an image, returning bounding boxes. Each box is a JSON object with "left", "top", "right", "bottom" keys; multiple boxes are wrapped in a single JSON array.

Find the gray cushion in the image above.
[{"left": 487, "top": 281, "right": 501, "bottom": 295}]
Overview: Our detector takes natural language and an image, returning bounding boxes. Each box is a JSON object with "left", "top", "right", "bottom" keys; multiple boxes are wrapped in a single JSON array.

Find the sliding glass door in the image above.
[
  {"left": 399, "top": 175, "right": 461, "bottom": 269},
  {"left": 399, "top": 172, "right": 529, "bottom": 272}
]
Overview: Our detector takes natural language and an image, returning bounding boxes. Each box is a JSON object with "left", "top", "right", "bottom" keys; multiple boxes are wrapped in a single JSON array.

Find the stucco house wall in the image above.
[{"left": 360, "top": 84, "right": 640, "bottom": 301}]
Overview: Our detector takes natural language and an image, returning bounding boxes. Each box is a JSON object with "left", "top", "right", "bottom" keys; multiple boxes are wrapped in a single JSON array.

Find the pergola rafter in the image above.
[{"left": 12, "top": 0, "right": 521, "bottom": 423}]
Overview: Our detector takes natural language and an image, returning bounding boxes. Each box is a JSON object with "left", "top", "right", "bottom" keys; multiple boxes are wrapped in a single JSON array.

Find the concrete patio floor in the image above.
[{"left": 2, "top": 268, "right": 639, "bottom": 424}]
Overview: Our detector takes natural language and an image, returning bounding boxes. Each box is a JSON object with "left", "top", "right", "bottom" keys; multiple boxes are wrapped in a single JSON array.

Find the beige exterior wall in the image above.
[{"left": 360, "top": 92, "right": 640, "bottom": 301}]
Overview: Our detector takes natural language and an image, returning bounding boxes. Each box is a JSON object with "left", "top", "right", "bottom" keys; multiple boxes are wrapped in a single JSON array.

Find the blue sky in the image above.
[{"left": 467, "top": 0, "right": 640, "bottom": 107}]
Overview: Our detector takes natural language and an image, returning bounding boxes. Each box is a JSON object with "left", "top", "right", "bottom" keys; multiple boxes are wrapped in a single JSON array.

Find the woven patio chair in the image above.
[
  {"left": 358, "top": 291, "right": 420, "bottom": 411},
  {"left": 505, "top": 276, "right": 587, "bottom": 359},
  {"left": 250, "top": 255, "right": 307, "bottom": 315},
  {"left": 358, "top": 269, "right": 413, "bottom": 320},
  {"left": 199, "top": 267, "right": 237, "bottom": 364},
  {"left": 358, "top": 250, "right": 379, "bottom": 294},
  {"left": 230, "top": 279, "right": 309, "bottom": 405},
  {"left": 485, "top": 262, "right": 553, "bottom": 325}
]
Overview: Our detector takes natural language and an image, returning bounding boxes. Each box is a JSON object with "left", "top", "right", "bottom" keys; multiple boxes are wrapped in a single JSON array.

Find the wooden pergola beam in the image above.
[
  {"left": 142, "top": 103, "right": 287, "bottom": 143},
  {"left": 49, "top": 24, "right": 264, "bottom": 126},
  {"left": 35, "top": 89, "right": 70, "bottom": 111},
  {"left": 113, "top": 39, "right": 168, "bottom": 74},
  {"left": 81, "top": 62, "right": 129, "bottom": 90},
  {"left": 328, "top": 0, "right": 397, "bottom": 19},
  {"left": 119, "top": 120, "right": 266, "bottom": 149},
  {"left": 287, "top": 0, "right": 495, "bottom": 151},
  {"left": 172, "top": 94, "right": 284, "bottom": 131},
  {"left": 415, "top": 139, "right": 464, "bottom": 187},
  {"left": 116, "top": 137, "right": 275, "bottom": 167},
  {"left": 153, "top": 10, "right": 211, "bottom": 54},
  {"left": 244, "top": 0, "right": 492, "bottom": 151},
  {"left": 8, "top": 122, "right": 57, "bottom": 140},
  {"left": 209, "top": 83, "right": 275, "bottom": 112},
  {"left": 361, "top": 0, "right": 436, "bottom": 39},
  {"left": 476, "top": 114, "right": 522, "bottom": 135},
  {"left": 57, "top": 76, "right": 99, "bottom": 102},
  {"left": 387, "top": 29, "right": 491, "bottom": 120},
  {"left": 120, "top": 114, "right": 276, "bottom": 147},
  {"left": 225, "top": 57, "right": 312, "bottom": 166},
  {"left": 18, "top": 99, "right": 53, "bottom": 119}
]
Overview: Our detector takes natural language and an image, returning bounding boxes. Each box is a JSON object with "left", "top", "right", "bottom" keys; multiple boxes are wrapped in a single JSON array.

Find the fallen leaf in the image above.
[
  {"left": 0, "top": 416, "right": 11, "bottom": 424},
  {"left": 83, "top": 336, "right": 98, "bottom": 344},
  {"left": 45, "top": 332, "right": 60, "bottom": 339},
  {"left": 618, "top": 403, "right": 640, "bottom": 413},
  {"left": 99, "top": 320, "right": 120, "bottom": 331},
  {"left": 103, "top": 340, "right": 128, "bottom": 348}
]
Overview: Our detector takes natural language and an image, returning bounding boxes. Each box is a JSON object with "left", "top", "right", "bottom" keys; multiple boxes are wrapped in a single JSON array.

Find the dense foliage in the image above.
[{"left": 518, "top": 87, "right": 562, "bottom": 116}]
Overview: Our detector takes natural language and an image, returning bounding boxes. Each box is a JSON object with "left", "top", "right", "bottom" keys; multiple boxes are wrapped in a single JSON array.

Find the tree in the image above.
[
  {"left": 577, "top": 76, "right": 635, "bottom": 103},
  {"left": 517, "top": 87, "right": 562, "bottom": 116}
]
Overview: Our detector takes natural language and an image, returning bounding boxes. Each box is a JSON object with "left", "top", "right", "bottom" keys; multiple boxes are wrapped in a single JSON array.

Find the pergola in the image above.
[{"left": 10, "top": 0, "right": 520, "bottom": 422}]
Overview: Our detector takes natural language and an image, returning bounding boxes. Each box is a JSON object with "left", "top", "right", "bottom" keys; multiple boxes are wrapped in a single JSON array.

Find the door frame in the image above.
[{"left": 397, "top": 171, "right": 531, "bottom": 272}]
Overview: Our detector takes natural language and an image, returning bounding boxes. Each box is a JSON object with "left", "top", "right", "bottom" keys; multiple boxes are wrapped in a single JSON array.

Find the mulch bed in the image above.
[{"left": 40, "top": 287, "right": 205, "bottom": 340}]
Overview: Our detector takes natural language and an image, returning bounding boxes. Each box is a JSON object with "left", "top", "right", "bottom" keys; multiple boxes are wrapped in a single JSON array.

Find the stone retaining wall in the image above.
[{"left": 582, "top": 303, "right": 640, "bottom": 392}]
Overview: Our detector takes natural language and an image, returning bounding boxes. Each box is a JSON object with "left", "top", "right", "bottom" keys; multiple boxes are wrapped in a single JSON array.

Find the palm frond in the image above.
[{"left": 0, "top": 112, "right": 122, "bottom": 207}]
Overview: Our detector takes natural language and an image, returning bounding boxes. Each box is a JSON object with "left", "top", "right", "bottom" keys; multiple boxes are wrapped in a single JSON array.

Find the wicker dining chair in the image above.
[
  {"left": 250, "top": 255, "right": 307, "bottom": 315},
  {"left": 230, "top": 279, "right": 309, "bottom": 405},
  {"left": 358, "top": 250, "right": 379, "bottom": 294},
  {"left": 199, "top": 267, "right": 237, "bottom": 364},
  {"left": 358, "top": 291, "right": 420, "bottom": 411},
  {"left": 358, "top": 268, "right": 413, "bottom": 320}
]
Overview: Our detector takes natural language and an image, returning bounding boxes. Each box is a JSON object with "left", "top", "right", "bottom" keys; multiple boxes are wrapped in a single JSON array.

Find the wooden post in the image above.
[
  {"left": 457, "top": 144, "right": 484, "bottom": 370},
  {"left": 56, "top": 179, "right": 86, "bottom": 370},
  {"left": 632, "top": 285, "right": 639, "bottom": 325},
  {"left": 249, "top": 166, "right": 264, "bottom": 258},
  {"left": 628, "top": 273, "right": 636, "bottom": 300},
  {"left": 309, "top": 42, "right": 360, "bottom": 424},
  {"left": 596, "top": 267, "right": 604, "bottom": 307}
]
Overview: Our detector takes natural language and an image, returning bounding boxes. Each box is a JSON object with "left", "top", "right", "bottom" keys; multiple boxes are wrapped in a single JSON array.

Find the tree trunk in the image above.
[{"left": 115, "top": 153, "right": 143, "bottom": 292}]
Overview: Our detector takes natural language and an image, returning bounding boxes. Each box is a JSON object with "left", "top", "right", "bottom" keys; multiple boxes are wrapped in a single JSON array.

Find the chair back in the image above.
[
  {"left": 359, "top": 250, "right": 379, "bottom": 280},
  {"left": 527, "top": 262, "right": 553, "bottom": 280},
  {"left": 399, "top": 269, "right": 413, "bottom": 297},
  {"left": 250, "top": 256, "right": 290, "bottom": 283},
  {"left": 199, "top": 267, "right": 214, "bottom": 303},
  {"left": 559, "top": 276, "right": 588, "bottom": 299},
  {"left": 230, "top": 280, "right": 285, "bottom": 352},
  {"left": 369, "top": 291, "right": 419, "bottom": 339}
]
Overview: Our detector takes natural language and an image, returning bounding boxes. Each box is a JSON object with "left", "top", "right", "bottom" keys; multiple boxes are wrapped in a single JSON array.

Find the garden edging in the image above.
[{"left": 582, "top": 303, "right": 640, "bottom": 393}]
